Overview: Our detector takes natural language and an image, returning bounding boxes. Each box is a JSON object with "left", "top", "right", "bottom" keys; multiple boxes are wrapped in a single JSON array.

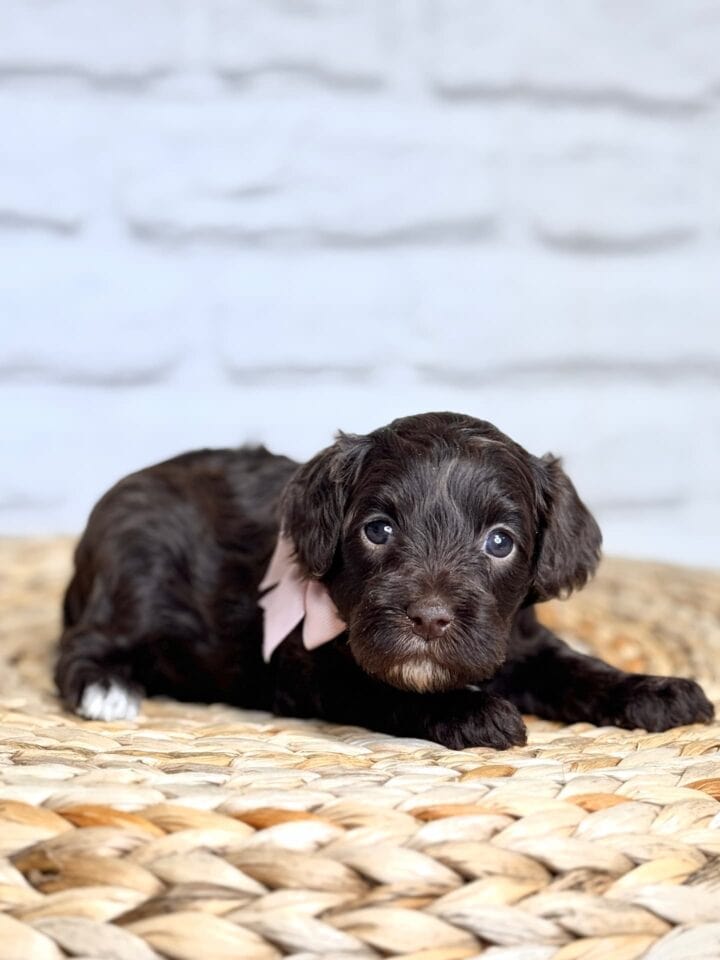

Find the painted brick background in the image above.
[{"left": 1, "top": 1, "right": 719, "bottom": 567}]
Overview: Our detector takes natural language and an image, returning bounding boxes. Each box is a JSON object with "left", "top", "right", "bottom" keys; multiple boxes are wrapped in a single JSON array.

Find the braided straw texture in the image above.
[{"left": 1, "top": 537, "right": 719, "bottom": 960}]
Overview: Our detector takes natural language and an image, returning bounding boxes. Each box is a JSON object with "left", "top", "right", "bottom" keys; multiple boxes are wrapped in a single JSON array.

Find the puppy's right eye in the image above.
[
  {"left": 484, "top": 528, "right": 514, "bottom": 558},
  {"left": 363, "top": 520, "right": 394, "bottom": 545}
]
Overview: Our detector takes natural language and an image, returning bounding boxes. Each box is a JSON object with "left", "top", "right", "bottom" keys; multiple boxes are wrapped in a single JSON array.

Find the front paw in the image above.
[
  {"left": 428, "top": 694, "right": 527, "bottom": 750},
  {"left": 609, "top": 675, "right": 714, "bottom": 732}
]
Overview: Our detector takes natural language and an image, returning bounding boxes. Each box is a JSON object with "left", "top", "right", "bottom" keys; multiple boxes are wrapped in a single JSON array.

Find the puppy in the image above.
[{"left": 55, "top": 412, "right": 713, "bottom": 749}]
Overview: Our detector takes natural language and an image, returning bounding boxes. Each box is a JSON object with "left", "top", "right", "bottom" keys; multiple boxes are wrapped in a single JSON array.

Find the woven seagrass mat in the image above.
[{"left": 1, "top": 537, "right": 720, "bottom": 960}]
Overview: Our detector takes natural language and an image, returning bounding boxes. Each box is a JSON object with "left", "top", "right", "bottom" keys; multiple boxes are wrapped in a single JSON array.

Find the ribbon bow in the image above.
[{"left": 259, "top": 534, "right": 347, "bottom": 663}]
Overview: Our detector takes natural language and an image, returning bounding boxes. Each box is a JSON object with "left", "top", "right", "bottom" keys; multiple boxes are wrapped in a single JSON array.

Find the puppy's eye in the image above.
[
  {"left": 484, "top": 529, "right": 514, "bottom": 559},
  {"left": 363, "top": 520, "right": 394, "bottom": 545}
]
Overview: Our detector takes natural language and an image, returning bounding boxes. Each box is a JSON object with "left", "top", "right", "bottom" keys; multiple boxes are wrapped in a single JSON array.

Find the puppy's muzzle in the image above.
[{"left": 406, "top": 599, "right": 454, "bottom": 641}]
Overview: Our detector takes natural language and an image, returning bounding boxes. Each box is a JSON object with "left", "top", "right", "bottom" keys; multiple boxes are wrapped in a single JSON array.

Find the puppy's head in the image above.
[{"left": 281, "top": 412, "right": 601, "bottom": 693}]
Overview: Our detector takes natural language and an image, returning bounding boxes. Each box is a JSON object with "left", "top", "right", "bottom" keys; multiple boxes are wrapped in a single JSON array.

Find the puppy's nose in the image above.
[{"left": 406, "top": 601, "right": 453, "bottom": 641}]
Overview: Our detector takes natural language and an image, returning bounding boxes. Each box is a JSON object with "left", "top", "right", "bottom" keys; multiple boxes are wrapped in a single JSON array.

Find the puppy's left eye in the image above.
[
  {"left": 364, "top": 520, "right": 394, "bottom": 545},
  {"left": 484, "top": 529, "right": 514, "bottom": 558}
]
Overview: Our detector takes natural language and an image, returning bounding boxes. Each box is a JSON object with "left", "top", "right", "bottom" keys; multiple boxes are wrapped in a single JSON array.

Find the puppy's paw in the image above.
[
  {"left": 610, "top": 675, "right": 714, "bottom": 732},
  {"left": 77, "top": 681, "right": 141, "bottom": 721},
  {"left": 429, "top": 695, "right": 527, "bottom": 750}
]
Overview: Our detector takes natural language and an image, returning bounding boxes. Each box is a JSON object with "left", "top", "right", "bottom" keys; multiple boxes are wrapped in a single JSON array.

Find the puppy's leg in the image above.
[
  {"left": 55, "top": 567, "right": 208, "bottom": 720},
  {"left": 56, "top": 625, "right": 143, "bottom": 721},
  {"left": 56, "top": 570, "right": 148, "bottom": 720},
  {"left": 491, "top": 617, "right": 714, "bottom": 732},
  {"left": 272, "top": 639, "right": 527, "bottom": 750},
  {"left": 58, "top": 568, "right": 268, "bottom": 719},
  {"left": 384, "top": 687, "right": 528, "bottom": 750}
]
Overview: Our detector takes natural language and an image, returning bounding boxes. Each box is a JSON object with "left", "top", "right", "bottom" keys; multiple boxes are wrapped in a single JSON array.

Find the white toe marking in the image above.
[{"left": 78, "top": 682, "right": 141, "bottom": 721}]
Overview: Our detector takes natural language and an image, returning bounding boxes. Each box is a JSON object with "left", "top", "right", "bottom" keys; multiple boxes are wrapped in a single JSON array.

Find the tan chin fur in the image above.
[{"left": 385, "top": 658, "right": 455, "bottom": 693}]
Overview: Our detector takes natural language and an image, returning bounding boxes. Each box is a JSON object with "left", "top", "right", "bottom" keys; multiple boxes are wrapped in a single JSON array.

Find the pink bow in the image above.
[{"left": 258, "top": 534, "right": 347, "bottom": 663}]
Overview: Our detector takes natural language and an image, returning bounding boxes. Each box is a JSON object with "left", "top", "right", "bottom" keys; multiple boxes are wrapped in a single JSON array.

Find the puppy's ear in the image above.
[
  {"left": 529, "top": 455, "right": 602, "bottom": 603},
  {"left": 281, "top": 432, "right": 370, "bottom": 578}
]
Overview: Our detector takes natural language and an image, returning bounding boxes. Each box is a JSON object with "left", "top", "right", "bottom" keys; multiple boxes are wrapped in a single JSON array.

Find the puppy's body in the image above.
[
  {"left": 56, "top": 413, "right": 713, "bottom": 748},
  {"left": 60, "top": 447, "right": 292, "bottom": 714}
]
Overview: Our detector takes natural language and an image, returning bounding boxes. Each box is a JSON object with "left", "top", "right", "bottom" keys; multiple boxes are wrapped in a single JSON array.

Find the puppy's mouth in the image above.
[{"left": 345, "top": 613, "right": 506, "bottom": 694}]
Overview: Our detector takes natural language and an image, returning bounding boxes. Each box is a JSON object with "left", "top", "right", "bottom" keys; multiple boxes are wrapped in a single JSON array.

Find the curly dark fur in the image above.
[{"left": 55, "top": 412, "right": 714, "bottom": 749}]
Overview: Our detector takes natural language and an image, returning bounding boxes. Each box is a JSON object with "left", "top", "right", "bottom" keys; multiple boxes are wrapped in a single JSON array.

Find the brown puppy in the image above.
[{"left": 55, "top": 412, "right": 713, "bottom": 748}]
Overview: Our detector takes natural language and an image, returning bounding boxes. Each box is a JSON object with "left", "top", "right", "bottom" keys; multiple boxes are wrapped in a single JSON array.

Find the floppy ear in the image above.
[
  {"left": 280, "top": 432, "right": 370, "bottom": 578},
  {"left": 529, "top": 454, "right": 602, "bottom": 603}
]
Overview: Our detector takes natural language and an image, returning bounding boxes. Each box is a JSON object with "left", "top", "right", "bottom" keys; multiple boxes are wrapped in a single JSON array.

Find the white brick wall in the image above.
[
  {"left": 0, "top": 0, "right": 186, "bottom": 80},
  {"left": 1, "top": 1, "right": 719, "bottom": 568},
  {"left": 210, "top": 0, "right": 394, "bottom": 88},
  {"left": 428, "top": 0, "right": 720, "bottom": 106}
]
